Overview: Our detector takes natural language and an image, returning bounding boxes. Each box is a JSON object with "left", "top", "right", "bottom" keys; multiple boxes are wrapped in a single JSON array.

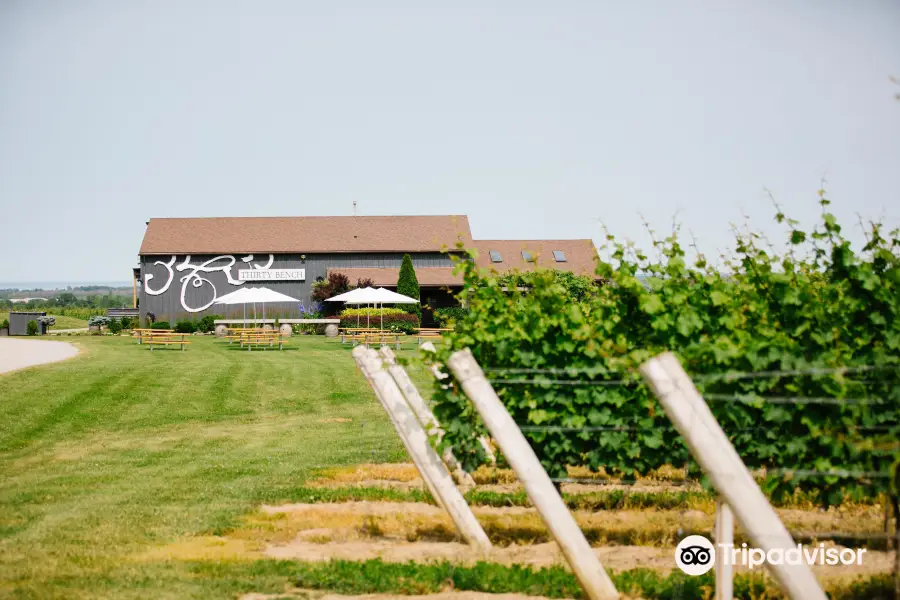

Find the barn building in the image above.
[{"left": 136, "top": 215, "right": 599, "bottom": 325}]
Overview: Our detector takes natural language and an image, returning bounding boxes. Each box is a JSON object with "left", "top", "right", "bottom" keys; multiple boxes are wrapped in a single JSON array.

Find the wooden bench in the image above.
[
  {"left": 144, "top": 334, "right": 191, "bottom": 351},
  {"left": 132, "top": 329, "right": 174, "bottom": 344},
  {"left": 415, "top": 328, "right": 453, "bottom": 343}
]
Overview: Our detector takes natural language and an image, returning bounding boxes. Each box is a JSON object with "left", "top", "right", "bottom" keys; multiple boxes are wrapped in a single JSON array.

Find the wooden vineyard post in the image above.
[
  {"left": 352, "top": 346, "right": 492, "bottom": 551},
  {"left": 715, "top": 499, "right": 734, "bottom": 600},
  {"left": 379, "top": 347, "right": 476, "bottom": 488},
  {"left": 639, "top": 352, "right": 826, "bottom": 600},
  {"left": 447, "top": 348, "right": 619, "bottom": 600},
  {"left": 420, "top": 342, "right": 497, "bottom": 464}
]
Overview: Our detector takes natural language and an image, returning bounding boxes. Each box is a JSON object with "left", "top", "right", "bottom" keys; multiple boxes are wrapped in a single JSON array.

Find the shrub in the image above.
[
  {"left": 340, "top": 312, "right": 418, "bottom": 334},
  {"left": 150, "top": 321, "right": 171, "bottom": 330},
  {"left": 355, "top": 277, "right": 375, "bottom": 288},
  {"left": 1, "top": 318, "right": 9, "bottom": 330},
  {"left": 26, "top": 320, "right": 38, "bottom": 336},
  {"left": 396, "top": 254, "right": 421, "bottom": 318},
  {"left": 197, "top": 314, "right": 222, "bottom": 333},
  {"left": 294, "top": 322, "right": 327, "bottom": 335},
  {"left": 340, "top": 307, "right": 407, "bottom": 319},
  {"left": 87, "top": 316, "right": 110, "bottom": 328},
  {"left": 107, "top": 318, "right": 122, "bottom": 334},
  {"left": 119, "top": 316, "right": 133, "bottom": 330},
  {"left": 433, "top": 307, "right": 468, "bottom": 328},
  {"left": 174, "top": 320, "right": 197, "bottom": 334},
  {"left": 312, "top": 272, "right": 351, "bottom": 304}
]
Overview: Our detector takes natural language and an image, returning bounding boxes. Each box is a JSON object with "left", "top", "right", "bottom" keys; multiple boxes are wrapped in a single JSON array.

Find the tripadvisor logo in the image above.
[
  {"left": 675, "top": 535, "right": 867, "bottom": 575},
  {"left": 675, "top": 535, "right": 716, "bottom": 576}
]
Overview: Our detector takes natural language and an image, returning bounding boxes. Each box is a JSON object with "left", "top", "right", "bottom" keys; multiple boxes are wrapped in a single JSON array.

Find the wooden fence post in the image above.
[
  {"left": 420, "top": 342, "right": 497, "bottom": 464},
  {"left": 639, "top": 352, "right": 826, "bottom": 600},
  {"left": 715, "top": 499, "right": 734, "bottom": 600},
  {"left": 379, "top": 347, "right": 476, "bottom": 488},
  {"left": 352, "top": 346, "right": 492, "bottom": 550},
  {"left": 447, "top": 348, "right": 619, "bottom": 600}
]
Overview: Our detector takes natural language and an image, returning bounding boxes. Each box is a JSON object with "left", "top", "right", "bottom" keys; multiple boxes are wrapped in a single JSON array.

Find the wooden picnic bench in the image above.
[
  {"left": 144, "top": 333, "right": 191, "bottom": 351},
  {"left": 237, "top": 331, "right": 288, "bottom": 351},
  {"left": 346, "top": 332, "right": 402, "bottom": 350},
  {"left": 223, "top": 327, "right": 274, "bottom": 343},
  {"left": 132, "top": 328, "right": 174, "bottom": 344},
  {"left": 414, "top": 328, "right": 453, "bottom": 343},
  {"left": 340, "top": 328, "right": 393, "bottom": 343}
]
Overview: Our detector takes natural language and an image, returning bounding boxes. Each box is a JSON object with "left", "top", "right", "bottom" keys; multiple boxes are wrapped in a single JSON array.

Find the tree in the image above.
[
  {"left": 355, "top": 277, "right": 375, "bottom": 288},
  {"left": 312, "top": 272, "right": 351, "bottom": 302},
  {"left": 312, "top": 272, "right": 351, "bottom": 315},
  {"left": 396, "top": 254, "right": 421, "bottom": 318}
]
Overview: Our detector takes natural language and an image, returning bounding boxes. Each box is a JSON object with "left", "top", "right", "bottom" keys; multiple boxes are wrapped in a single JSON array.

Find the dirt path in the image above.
[{"left": 0, "top": 338, "right": 79, "bottom": 375}]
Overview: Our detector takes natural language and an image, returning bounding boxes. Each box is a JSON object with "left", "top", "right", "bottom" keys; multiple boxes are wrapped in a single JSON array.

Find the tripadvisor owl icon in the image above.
[{"left": 675, "top": 535, "right": 716, "bottom": 576}]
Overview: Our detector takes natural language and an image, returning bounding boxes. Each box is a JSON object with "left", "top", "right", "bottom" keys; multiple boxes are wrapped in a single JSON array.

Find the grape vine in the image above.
[{"left": 428, "top": 193, "right": 900, "bottom": 507}]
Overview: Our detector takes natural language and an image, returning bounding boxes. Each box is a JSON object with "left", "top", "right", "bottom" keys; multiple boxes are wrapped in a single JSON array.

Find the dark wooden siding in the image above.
[{"left": 138, "top": 252, "right": 454, "bottom": 324}]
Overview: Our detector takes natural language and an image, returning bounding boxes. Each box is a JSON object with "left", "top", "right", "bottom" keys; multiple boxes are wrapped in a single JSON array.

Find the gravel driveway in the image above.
[{"left": 0, "top": 338, "right": 80, "bottom": 375}]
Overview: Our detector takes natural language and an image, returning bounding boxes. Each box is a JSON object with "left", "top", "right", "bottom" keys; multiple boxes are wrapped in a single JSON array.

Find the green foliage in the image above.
[
  {"left": 397, "top": 254, "right": 421, "bottom": 318},
  {"left": 87, "top": 316, "right": 109, "bottom": 328},
  {"left": 118, "top": 316, "right": 133, "bottom": 330},
  {"left": 433, "top": 306, "right": 469, "bottom": 328},
  {"left": 26, "top": 320, "right": 38, "bottom": 336},
  {"left": 430, "top": 196, "right": 900, "bottom": 507},
  {"left": 107, "top": 318, "right": 122, "bottom": 335},
  {"left": 197, "top": 314, "right": 222, "bottom": 333},
  {"left": 312, "top": 272, "right": 351, "bottom": 305},
  {"left": 1, "top": 318, "right": 8, "bottom": 329},
  {"left": 499, "top": 270, "right": 600, "bottom": 302},
  {"left": 340, "top": 307, "right": 407, "bottom": 318},
  {"left": 150, "top": 321, "right": 171, "bottom": 330},
  {"left": 174, "top": 320, "right": 197, "bottom": 334},
  {"left": 37, "top": 316, "right": 56, "bottom": 328},
  {"left": 47, "top": 307, "right": 105, "bottom": 320},
  {"left": 340, "top": 313, "right": 418, "bottom": 333}
]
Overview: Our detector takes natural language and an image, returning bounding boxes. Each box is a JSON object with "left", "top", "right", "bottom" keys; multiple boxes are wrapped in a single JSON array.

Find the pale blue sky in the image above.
[{"left": 1, "top": 1, "right": 898, "bottom": 281}]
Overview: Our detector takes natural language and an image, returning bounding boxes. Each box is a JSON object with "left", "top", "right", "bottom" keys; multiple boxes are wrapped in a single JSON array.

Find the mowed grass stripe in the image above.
[{"left": 0, "top": 336, "right": 408, "bottom": 598}]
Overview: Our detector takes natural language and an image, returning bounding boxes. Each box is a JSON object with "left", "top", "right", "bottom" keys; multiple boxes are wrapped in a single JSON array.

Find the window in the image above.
[
  {"left": 552, "top": 250, "right": 567, "bottom": 262},
  {"left": 489, "top": 250, "right": 503, "bottom": 263},
  {"left": 521, "top": 250, "right": 534, "bottom": 262}
]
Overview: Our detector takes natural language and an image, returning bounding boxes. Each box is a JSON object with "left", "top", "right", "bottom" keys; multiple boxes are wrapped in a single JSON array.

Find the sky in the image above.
[{"left": 1, "top": 1, "right": 898, "bottom": 282}]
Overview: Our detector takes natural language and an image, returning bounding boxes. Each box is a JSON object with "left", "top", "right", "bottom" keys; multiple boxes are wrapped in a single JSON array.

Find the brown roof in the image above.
[
  {"left": 473, "top": 239, "right": 599, "bottom": 278},
  {"left": 139, "top": 216, "right": 473, "bottom": 255},
  {"left": 329, "top": 267, "right": 462, "bottom": 287}
]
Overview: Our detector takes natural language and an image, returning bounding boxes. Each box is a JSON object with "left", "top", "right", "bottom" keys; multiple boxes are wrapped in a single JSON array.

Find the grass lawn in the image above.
[
  {"left": 0, "top": 335, "right": 412, "bottom": 599},
  {"left": 0, "top": 311, "right": 89, "bottom": 330}
]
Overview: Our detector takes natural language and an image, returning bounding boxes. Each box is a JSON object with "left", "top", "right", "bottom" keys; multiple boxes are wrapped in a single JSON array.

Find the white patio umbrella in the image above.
[
  {"left": 325, "top": 287, "right": 381, "bottom": 328},
  {"left": 214, "top": 287, "right": 299, "bottom": 326},
  {"left": 371, "top": 288, "right": 418, "bottom": 331},
  {"left": 214, "top": 287, "right": 255, "bottom": 327}
]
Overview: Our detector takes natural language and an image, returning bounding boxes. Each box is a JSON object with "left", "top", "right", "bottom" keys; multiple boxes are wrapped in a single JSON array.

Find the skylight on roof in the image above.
[
  {"left": 521, "top": 250, "right": 534, "bottom": 262},
  {"left": 489, "top": 250, "right": 503, "bottom": 263},
  {"left": 552, "top": 250, "right": 567, "bottom": 262}
]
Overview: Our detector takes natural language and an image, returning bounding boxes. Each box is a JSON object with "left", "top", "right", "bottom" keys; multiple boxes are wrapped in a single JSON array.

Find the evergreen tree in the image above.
[{"left": 396, "top": 254, "right": 421, "bottom": 318}]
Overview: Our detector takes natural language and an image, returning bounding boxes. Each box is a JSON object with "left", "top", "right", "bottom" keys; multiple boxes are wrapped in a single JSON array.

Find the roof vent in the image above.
[
  {"left": 552, "top": 250, "right": 567, "bottom": 262},
  {"left": 489, "top": 250, "right": 502, "bottom": 263}
]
